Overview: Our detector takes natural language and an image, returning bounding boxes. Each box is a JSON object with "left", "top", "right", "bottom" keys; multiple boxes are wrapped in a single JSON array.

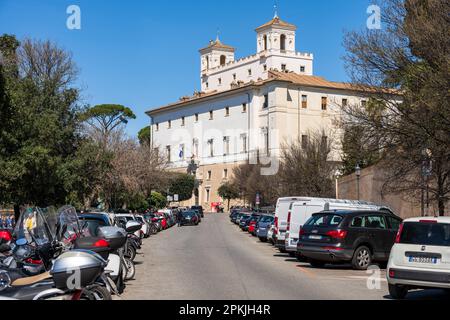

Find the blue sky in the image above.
[{"left": 0, "top": 0, "right": 372, "bottom": 137}]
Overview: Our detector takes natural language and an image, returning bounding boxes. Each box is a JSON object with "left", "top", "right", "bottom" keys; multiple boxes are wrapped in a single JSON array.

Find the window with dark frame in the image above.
[
  {"left": 302, "top": 95, "right": 308, "bottom": 108},
  {"left": 225, "top": 107, "right": 229, "bottom": 117},
  {"left": 195, "top": 113, "right": 199, "bottom": 122},
  {"left": 263, "top": 94, "right": 269, "bottom": 108},
  {"left": 209, "top": 110, "right": 213, "bottom": 120},
  {"left": 242, "top": 103, "right": 247, "bottom": 113},
  {"left": 321, "top": 97, "right": 327, "bottom": 111},
  {"left": 181, "top": 116, "right": 185, "bottom": 126}
]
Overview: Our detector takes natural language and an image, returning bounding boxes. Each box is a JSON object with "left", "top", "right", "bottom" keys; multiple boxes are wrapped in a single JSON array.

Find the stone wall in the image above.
[{"left": 337, "top": 165, "right": 447, "bottom": 218}]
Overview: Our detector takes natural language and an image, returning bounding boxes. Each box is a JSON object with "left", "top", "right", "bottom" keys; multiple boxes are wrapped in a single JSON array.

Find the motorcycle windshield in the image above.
[
  {"left": 56, "top": 205, "right": 81, "bottom": 245},
  {"left": 13, "top": 207, "right": 53, "bottom": 246}
]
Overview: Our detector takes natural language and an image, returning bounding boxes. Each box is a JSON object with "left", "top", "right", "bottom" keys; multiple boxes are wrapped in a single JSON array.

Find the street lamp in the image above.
[
  {"left": 355, "top": 164, "right": 361, "bottom": 201},
  {"left": 334, "top": 169, "right": 342, "bottom": 199}
]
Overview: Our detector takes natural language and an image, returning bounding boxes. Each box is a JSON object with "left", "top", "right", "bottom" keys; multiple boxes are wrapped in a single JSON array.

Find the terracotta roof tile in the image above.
[{"left": 255, "top": 17, "right": 297, "bottom": 31}]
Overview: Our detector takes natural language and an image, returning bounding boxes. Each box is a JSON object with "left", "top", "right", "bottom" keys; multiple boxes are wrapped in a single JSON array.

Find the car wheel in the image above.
[
  {"left": 259, "top": 237, "right": 267, "bottom": 242},
  {"left": 309, "top": 259, "right": 326, "bottom": 268},
  {"left": 278, "top": 247, "right": 287, "bottom": 253},
  {"left": 352, "top": 246, "right": 372, "bottom": 270},
  {"left": 388, "top": 284, "right": 408, "bottom": 299},
  {"left": 288, "top": 252, "right": 296, "bottom": 257},
  {"left": 296, "top": 253, "right": 307, "bottom": 262}
]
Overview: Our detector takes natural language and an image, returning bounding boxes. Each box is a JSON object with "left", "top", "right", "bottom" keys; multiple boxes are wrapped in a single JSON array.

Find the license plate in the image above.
[
  {"left": 309, "top": 235, "right": 322, "bottom": 240},
  {"left": 408, "top": 256, "right": 438, "bottom": 264}
]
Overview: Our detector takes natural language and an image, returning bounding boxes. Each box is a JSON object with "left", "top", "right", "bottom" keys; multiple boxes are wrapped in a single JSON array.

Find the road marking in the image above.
[{"left": 297, "top": 266, "right": 317, "bottom": 278}]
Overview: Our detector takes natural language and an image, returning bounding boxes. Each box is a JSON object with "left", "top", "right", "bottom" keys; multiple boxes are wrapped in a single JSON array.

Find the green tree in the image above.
[
  {"left": 80, "top": 104, "right": 136, "bottom": 149},
  {"left": 168, "top": 173, "right": 195, "bottom": 202},
  {"left": 138, "top": 126, "right": 151, "bottom": 146},
  {"left": 343, "top": 0, "right": 450, "bottom": 215},
  {"left": 218, "top": 182, "right": 240, "bottom": 211},
  {"left": 148, "top": 191, "right": 167, "bottom": 210},
  {"left": 0, "top": 36, "right": 84, "bottom": 208}
]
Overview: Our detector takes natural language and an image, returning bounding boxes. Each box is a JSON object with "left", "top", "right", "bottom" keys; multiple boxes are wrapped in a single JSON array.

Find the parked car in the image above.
[
  {"left": 387, "top": 217, "right": 450, "bottom": 299},
  {"left": 191, "top": 206, "right": 204, "bottom": 218},
  {"left": 192, "top": 209, "right": 202, "bottom": 223},
  {"left": 134, "top": 215, "right": 151, "bottom": 238},
  {"left": 235, "top": 212, "right": 247, "bottom": 225},
  {"left": 230, "top": 211, "right": 240, "bottom": 223},
  {"left": 239, "top": 214, "right": 252, "bottom": 231},
  {"left": 297, "top": 210, "right": 402, "bottom": 270},
  {"left": 179, "top": 210, "right": 199, "bottom": 226},
  {"left": 267, "top": 224, "right": 276, "bottom": 244},
  {"left": 274, "top": 197, "right": 306, "bottom": 253},
  {"left": 115, "top": 213, "right": 144, "bottom": 238},
  {"left": 247, "top": 214, "right": 261, "bottom": 235},
  {"left": 256, "top": 215, "right": 275, "bottom": 242},
  {"left": 285, "top": 199, "right": 389, "bottom": 256}
]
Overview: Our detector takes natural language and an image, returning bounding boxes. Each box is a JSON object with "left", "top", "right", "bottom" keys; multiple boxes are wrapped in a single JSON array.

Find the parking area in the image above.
[{"left": 116, "top": 212, "right": 450, "bottom": 300}]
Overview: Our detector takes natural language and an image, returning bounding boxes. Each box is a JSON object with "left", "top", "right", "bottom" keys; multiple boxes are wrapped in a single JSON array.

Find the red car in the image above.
[
  {"left": 157, "top": 212, "right": 168, "bottom": 229},
  {"left": 248, "top": 220, "right": 257, "bottom": 235}
]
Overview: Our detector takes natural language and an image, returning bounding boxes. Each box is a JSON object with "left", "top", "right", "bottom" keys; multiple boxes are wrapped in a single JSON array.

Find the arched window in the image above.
[
  {"left": 280, "top": 34, "right": 286, "bottom": 51},
  {"left": 220, "top": 55, "right": 226, "bottom": 66},
  {"left": 206, "top": 56, "right": 209, "bottom": 69},
  {"left": 263, "top": 35, "right": 268, "bottom": 50}
]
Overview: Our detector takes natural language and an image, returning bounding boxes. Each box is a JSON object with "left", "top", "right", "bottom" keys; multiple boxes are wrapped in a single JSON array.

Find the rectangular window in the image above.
[
  {"left": 218, "top": 78, "right": 222, "bottom": 85},
  {"left": 321, "top": 97, "right": 327, "bottom": 111},
  {"left": 248, "top": 69, "right": 252, "bottom": 76},
  {"left": 208, "top": 139, "right": 214, "bottom": 157},
  {"left": 263, "top": 64, "right": 267, "bottom": 71},
  {"left": 223, "top": 136, "right": 230, "bottom": 155},
  {"left": 225, "top": 107, "right": 229, "bottom": 117},
  {"left": 166, "top": 145, "right": 171, "bottom": 162},
  {"left": 300, "top": 66, "right": 305, "bottom": 73},
  {"left": 223, "top": 169, "right": 228, "bottom": 179},
  {"left": 263, "top": 94, "right": 269, "bottom": 108},
  {"left": 179, "top": 144, "right": 185, "bottom": 160},
  {"left": 205, "top": 188, "right": 210, "bottom": 203},
  {"left": 195, "top": 113, "right": 199, "bottom": 122},
  {"left": 281, "top": 64, "right": 287, "bottom": 71},
  {"left": 206, "top": 82, "right": 209, "bottom": 89},
  {"left": 232, "top": 73, "right": 236, "bottom": 80},
  {"left": 181, "top": 117, "right": 185, "bottom": 126},
  {"left": 155, "top": 123, "right": 159, "bottom": 131},
  {"left": 342, "top": 98, "right": 348, "bottom": 107},
  {"left": 242, "top": 103, "right": 247, "bottom": 113},
  {"left": 168, "top": 120, "right": 172, "bottom": 129},
  {"left": 241, "top": 134, "right": 247, "bottom": 153},
  {"left": 301, "top": 95, "right": 308, "bottom": 108},
  {"left": 301, "top": 135, "right": 308, "bottom": 149},
  {"left": 209, "top": 110, "right": 213, "bottom": 120},
  {"left": 264, "top": 130, "right": 269, "bottom": 155},
  {"left": 192, "top": 139, "right": 199, "bottom": 157},
  {"left": 207, "top": 171, "right": 212, "bottom": 180}
]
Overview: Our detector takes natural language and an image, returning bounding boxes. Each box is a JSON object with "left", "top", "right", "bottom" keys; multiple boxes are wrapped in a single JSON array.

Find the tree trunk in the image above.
[{"left": 13, "top": 204, "right": 21, "bottom": 222}]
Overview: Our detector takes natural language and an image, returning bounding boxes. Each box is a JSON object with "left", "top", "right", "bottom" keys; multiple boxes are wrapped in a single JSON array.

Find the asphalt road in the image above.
[{"left": 121, "top": 213, "right": 449, "bottom": 300}]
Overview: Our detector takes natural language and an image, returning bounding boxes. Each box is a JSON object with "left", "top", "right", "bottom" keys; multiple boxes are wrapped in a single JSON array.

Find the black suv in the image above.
[{"left": 297, "top": 210, "right": 402, "bottom": 270}]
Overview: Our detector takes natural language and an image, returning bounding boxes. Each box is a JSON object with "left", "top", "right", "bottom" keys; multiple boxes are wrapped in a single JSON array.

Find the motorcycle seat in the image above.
[{"left": 11, "top": 271, "right": 51, "bottom": 287}]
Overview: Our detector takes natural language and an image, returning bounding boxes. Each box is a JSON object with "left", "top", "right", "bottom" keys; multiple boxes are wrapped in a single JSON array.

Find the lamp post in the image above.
[
  {"left": 334, "top": 169, "right": 342, "bottom": 199},
  {"left": 355, "top": 164, "right": 361, "bottom": 201}
]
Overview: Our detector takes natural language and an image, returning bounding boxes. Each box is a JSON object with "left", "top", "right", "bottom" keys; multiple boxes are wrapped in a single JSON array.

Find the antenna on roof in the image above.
[
  {"left": 273, "top": 2, "right": 279, "bottom": 19},
  {"left": 216, "top": 27, "right": 220, "bottom": 42}
]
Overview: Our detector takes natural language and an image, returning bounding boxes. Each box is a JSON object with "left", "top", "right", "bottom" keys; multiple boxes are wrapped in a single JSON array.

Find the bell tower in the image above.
[
  {"left": 199, "top": 35, "right": 235, "bottom": 74},
  {"left": 255, "top": 13, "right": 297, "bottom": 54}
]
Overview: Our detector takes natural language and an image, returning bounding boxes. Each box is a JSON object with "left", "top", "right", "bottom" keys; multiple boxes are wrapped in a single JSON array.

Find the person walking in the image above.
[{"left": 177, "top": 210, "right": 183, "bottom": 227}]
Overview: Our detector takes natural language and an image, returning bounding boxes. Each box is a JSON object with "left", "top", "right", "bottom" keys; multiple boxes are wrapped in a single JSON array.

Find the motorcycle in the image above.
[{"left": 0, "top": 207, "right": 110, "bottom": 300}]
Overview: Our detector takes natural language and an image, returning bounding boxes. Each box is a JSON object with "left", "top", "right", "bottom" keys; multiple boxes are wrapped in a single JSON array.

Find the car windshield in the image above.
[
  {"left": 305, "top": 214, "right": 344, "bottom": 227},
  {"left": 259, "top": 215, "right": 274, "bottom": 223},
  {"left": 400, "top": 222, "right": 450, "bottom": 246}
]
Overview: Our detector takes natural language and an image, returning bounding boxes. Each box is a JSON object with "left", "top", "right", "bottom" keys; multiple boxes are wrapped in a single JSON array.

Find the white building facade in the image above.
[{"left": 147, "top": 15, "right": 369, "bottom": 209}]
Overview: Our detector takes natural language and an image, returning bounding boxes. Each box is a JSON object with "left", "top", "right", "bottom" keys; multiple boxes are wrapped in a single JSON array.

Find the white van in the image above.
[
  {"left": 284, "top": 198, "right": 386, "bottom": 253},
  {"left": 274, "top": 197, "right": 313, "bottom": 252}
]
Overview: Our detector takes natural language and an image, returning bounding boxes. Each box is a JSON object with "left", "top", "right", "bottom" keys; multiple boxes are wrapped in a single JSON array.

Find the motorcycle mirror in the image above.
[{"left": 15, "top": 238, "right": 28, "bottom": 246}]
